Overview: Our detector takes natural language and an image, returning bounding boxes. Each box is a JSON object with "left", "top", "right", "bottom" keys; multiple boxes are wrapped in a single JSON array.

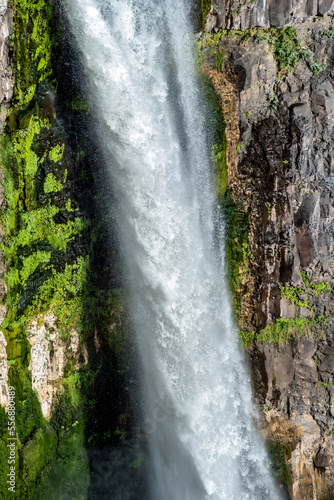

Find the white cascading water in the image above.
[{"left": 65, "top": 1, "right": 282, "bottom": 498}]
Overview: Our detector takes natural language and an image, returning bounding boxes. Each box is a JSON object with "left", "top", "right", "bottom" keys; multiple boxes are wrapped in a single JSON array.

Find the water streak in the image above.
[{"left": 65, "top": 1, "right": 281, "bottom": 498}]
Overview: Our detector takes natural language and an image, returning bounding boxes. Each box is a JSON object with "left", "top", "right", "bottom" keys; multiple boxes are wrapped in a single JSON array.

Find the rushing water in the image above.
[{"left": 65, "top": 1, "right": 282, "bottom": 498}]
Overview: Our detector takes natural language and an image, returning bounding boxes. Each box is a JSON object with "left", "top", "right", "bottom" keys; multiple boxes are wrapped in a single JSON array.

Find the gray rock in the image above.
[
  {"left": 314, "top": 447, "right": 332, "bottom": 468},
  {"left": 206, "top": 0, "right": 334, "bottom": 30}
]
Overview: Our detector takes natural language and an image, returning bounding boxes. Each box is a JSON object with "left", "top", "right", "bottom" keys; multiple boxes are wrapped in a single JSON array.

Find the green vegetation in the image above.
[
  {"left": 198, "top": 75, "right": 228, "bottom": 198},
  {"left": 246, "top": 26, "right": 326, "bottom": 75},
  {"left": 269, "top": 27, "right": 301, "bottom": 72},
  {"left": 305, "top": 53, "right": 327, "bottom": 77},
  {"left": 214, "top": 50, "right": 225, "bottom": 72},
  {"left": 301, "top": 272, "right": 331, "bottom": 296},
  {"left": 312, "top": 282, "right": 332, "bottom": 296},
  {"left": 0, "top": 0, "right": 132, "bottom": 497},
  {"left": 221, "top": 192, "right": 249, "bottom": 317},
  {"left": 280, "top": 274, "right": 332, "bottom": 318},
  {"left": 239, "top": 329, "right": 255, "bottom": 348},
  {"left": 212, "top": 141, "right": 228, "bottom": 195},
  {"left": 201, "top": 0, "right": 212, "bottom": 30},
  {"left": 69, "top": 95, "right": 91, "bottom": 115},
  {"left": 11, "top": 0, "right": 53, "bottom": 108},
  {"left": 195, "top": 32, "right": 225, "bottom": 71},
  {"left": 0, "top": 1, "right": 93, "bottom": 497},
  {"left": 269, "top": 91, "right": 279, "bottom": 111},
  {"left": 257, "top": 316, "right": 327, "bottom": 346},
  {"left": 49, "top": 143, "right": 64, "bottom": 163},
  {"left": 1, "top": 0, "right": 135, "bottom": 493},
  {"left": 240, "top": 275, "right": 332, "bottom": 348},
  {"left": 44, "top": 172, "right": 63, "bottom": 193},
  {"left": 322, "top": 27, "right": 334, "bottom": 39},
  {"left": 1, "top": 109, "right": 87, "bottom": 318},
  {"left": 191, "top": 0, "right": 212, "bottom": 32},
  {"left": 280, "top": 286, "right": 312, "bottom": 310},
  {"left": 267, "top": 441, "right": 295, "bottom": 495},
  {"left": 197, "top": 26, "right": 326, "bottom": 77}
]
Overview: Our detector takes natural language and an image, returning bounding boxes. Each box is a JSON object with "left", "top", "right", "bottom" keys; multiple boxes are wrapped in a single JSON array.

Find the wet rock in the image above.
[{"left": 314, "top": 447, "right": 332, "bottom": 468}]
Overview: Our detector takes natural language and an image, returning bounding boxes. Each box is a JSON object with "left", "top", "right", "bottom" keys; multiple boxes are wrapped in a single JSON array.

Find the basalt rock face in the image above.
[
  {"left": 205, "top": 18, "right": 334, "bottom": 331},
  {"left": 252, "top": 328, "right": 334, "bottom": 499},
  {"left": 206, "top": 0, "right": 334, "bottom": 30},
  {"left": 201, "top": 7, "right": 334, "bottom": 500}
]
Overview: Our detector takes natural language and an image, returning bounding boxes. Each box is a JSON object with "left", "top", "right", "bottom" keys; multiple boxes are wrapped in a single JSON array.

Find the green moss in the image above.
[
  {"left": 48, "top": 143, "right": 64, "bottom": 163},
  {"left": 35, "top": 373, "right": 89, "bottom": 500},
  {"left": 267, "top": 441, "right": 294, "bottom": 495},
  {"left": 280, "top": 274, "right": 332, "bottom": 317},
  {"left": 201, "top": 0, "right": 211, "bottom": 30},
  {"left": 195, "top": 32, "right": 225, "bottom": 70},
  {"left": 301, "top": 272, "right": 331, "bottom": 296},
  {"left": 36, "top": 432, "right": 89, "bottom": 500},
  {"left": 199, "top": 26, "right": 326, "bottom": 76},
  {"left": 257, "top": 316, "right": 327, "bottom": 346},
  {"left": 43, "top": 172, "right": 63, "bottom": 193},
  {"left": 239, "top": 329, "right": 255, "bottom": 348},
  {"left": 0, "top": 1, "right": 94, "bottom": 497},
  {"left": 69, "top": 96, "right": 91, "bottom": 115},
  {"left": 212, "top": 141, "right": 228, "bottom": 195},
  {"left": 22, "top": 426, "right": 57, "bottom": 482},
  {"left": 8, "top": 365, "right": 44, "bottom": 443},
  {"left": 280, "top": 286, "right": 312, "bottom": 310},
  {"left": 221, "top": 191, "right": 249, "bottom": 316},
  {"left": 11, "top": 0, "right": 53, "bottom": 107}
]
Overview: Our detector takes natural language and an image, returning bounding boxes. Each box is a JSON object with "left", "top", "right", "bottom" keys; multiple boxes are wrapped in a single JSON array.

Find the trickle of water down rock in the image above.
[{"left": 65, "top": 1, "right": 282, "bottom": 498}]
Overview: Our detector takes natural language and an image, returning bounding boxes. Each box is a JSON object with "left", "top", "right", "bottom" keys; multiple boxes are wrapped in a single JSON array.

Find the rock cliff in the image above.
[
  {"left": 200, "top": 1, "right": 334, "bottom": 498},
  {"left": 207, "top": 0, "right": 334, "bottom": 30}
]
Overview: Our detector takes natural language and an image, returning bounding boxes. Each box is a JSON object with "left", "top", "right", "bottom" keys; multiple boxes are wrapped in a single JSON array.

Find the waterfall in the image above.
[{"left": 65, "top": 1, "right": 281, "bottom": 498}]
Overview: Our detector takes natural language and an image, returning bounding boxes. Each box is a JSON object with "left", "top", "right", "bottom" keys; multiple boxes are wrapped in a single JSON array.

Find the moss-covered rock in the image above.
[{"left": 0, "top": 0, "right": 136, "bottom": 497}]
